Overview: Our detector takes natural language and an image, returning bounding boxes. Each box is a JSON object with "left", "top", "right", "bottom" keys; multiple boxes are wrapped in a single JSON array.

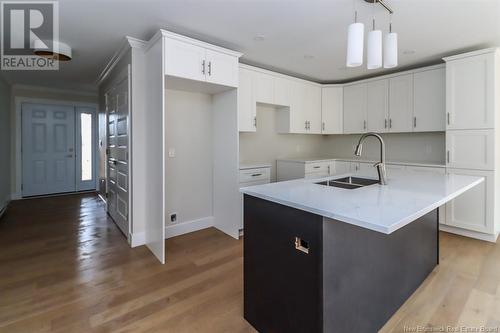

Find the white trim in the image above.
[
  {"left": 440, "top": 224, "right": 499, "bottom": 243},
  {"left": 130, "top": 217, "right": 214, "bottom": 247},
  {"left": 239, "top": 63, "right": 323, "bottom": 87},
  {"left": 158, "top": 29, "right": 242, "bottom": 58},
  {"left": 443, "top": 47, "right": 499, "bottom": 62},
  {"left": 14, "top": 97, "right": 99, "bottom": 197},
  {"left": 96, "top": 36, "right": 147, "bottom": 86},
  {"left": 12, "top": 84, "right": 97, "bottom": 97}
]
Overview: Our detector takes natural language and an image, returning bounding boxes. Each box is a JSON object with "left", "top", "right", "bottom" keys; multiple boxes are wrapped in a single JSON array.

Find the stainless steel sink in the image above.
[{"left": 315, "top": 176, "right": 379, "bottom": 189}]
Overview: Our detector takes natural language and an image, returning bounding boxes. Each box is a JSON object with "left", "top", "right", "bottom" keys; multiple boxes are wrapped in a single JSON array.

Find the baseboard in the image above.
[
  {"left": 0, "top": 195, "right": 11, "bottom": 220},
  {"left": 11, "top": 192, "right": 21, "bottom": 200},
  {"left": 440, "top": 224, "right": 499, "bottom": 243},
  {"left": 165, "top": 216, "right": 214, "bottom": 239},
  {"left": 130, "top": 216, "right": 214, "bottom": 247}
]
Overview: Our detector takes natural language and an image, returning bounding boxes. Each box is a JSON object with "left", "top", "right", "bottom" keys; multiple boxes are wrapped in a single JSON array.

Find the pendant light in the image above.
[
  {"left": 346, "top": 3, "right": 364, "bottom": 67},
  {"left": 367, "top": 15, "right": 382, "bottom": 69},
  {"left": 384, "top": 14, "right": 398, "bottom": 68}
]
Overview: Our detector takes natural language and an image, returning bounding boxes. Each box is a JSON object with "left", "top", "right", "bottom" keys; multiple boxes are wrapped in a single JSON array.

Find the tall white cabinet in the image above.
[{"left": 442, "top": 48, "right": 500, "bottom": 242}]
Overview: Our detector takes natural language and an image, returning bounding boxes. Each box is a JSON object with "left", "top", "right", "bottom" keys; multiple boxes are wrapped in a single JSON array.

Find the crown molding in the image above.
[
  {"left": 12, "top": 84, "right": 98, "bottom": 97},
  {"left": 96, "top": 36, "right": 146, "bottom": 86}
]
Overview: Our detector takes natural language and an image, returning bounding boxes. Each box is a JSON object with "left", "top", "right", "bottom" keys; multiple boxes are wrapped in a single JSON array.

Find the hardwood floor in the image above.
[{"left": 0, "top": 193, "right": 498, "bottom": 332}]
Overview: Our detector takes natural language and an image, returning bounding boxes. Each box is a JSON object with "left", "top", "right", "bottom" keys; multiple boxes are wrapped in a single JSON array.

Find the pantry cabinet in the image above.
[
  {"left": 238, "top": 68, "right": 256, "bottom": 132},
  {"left": 446, "top": 129, "right": 494, "bottom": 171}
]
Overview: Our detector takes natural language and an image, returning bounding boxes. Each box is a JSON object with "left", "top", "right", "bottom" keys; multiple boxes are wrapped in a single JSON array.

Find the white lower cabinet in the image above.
[
  {"left": 445, "top": 168, "right": 494, "bottom": 235},
  {"left": 333, "top": 161, "right": 350, "bottom": 175},
  {"left": 239, "top": 166, "right": 271, "bottom": 233}
]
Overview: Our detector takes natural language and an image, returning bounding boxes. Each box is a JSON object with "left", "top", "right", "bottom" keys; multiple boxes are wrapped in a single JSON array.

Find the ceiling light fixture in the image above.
[
  {"left": 346, "top": 2, "right": 364, "bottom": 67},
  {"left": 346, "top": 0, "right": 397, "bottom": 70},
  {"left": 367, "top": 2, "right": 382, "bottom": 70},
  {"left": 33, "top": 40, "right": 72, "bottom": 61},
  {"left": 384, "top": 13, "right": 397, "bottom": 68}
]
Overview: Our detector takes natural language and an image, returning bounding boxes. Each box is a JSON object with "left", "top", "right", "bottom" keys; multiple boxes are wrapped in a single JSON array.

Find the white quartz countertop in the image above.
[
  {"left": 277, "top": 157, "right": 445, "bottom": 168},
  {"left": 240, "top": 171, "right": 483, "bottom": 234}
]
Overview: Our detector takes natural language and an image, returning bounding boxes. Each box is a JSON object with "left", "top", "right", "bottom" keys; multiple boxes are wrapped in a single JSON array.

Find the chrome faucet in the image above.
[{"left": 354, "top": 132, "right": 387, "bottom": 185}]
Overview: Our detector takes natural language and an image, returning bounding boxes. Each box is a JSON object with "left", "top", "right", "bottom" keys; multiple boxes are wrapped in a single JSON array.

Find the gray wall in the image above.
[
  {"left": 239, "top": 106, "right": 446, "bottom": 179},
  {"left": 0, "top": 77, "right": 11, "bottom": 213}
]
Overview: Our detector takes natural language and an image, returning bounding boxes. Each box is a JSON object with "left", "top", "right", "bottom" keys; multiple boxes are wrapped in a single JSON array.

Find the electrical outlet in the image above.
[
  {"left": 170, "top": 213, "right": 177, "bottom": 223},
  {"left": 168, "top": 148, "right": 176, "bottom": 158}
]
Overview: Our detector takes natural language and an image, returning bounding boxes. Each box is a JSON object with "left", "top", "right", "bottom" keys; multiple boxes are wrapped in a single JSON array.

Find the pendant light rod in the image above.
[{"left": 364, "top": 0, "right": 393, "bottom": 15}]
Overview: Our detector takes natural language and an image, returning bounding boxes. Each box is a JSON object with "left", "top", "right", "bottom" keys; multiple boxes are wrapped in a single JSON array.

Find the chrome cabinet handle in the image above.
[
  {"left": 253, "top": 116, "right": 257, "bottom": 128},
  {"left": 389, "top": 118, "right": 392, "bottom": 129},
  {"left": 305, "top": 121, "right": 308, "bottom": 129},
  {"left": 384, "top": 119, "right": 388, "bottom": 129},
  {"left": 313, "top": 166, "right": 320, "bottom": 169},
  {"left": 208, "top": 61, "right": 212, "bottom": 76},
  {"left": 251, "top": 173, "right": 263, "bottom": 177},
  {"left": 202, "top": 60, "right": 206, "bottom": 75},
  {"left": 363, "top": 120, "right": 366, "bottom": 130},
  {"left": 447, "top": 112, "right": 450, "bottom": 125},
  {"left": 413, "top": 116, "right": 417, "bottom": 128},
  {"left": 322, "top": 122, "right": 325, "bottom": 131},
  {"left": 447, "top": 150, "right": 450, "bottom": 163}
]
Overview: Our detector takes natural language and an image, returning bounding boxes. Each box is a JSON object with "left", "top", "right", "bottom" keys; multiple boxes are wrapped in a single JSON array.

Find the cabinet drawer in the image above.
[
  {"left": 446, "top": 129, "right": 494, "bottom": 170},
  {"left": 239, "top": 168, "right": 271, "bottom": 183},
  {"left": 305, "top": 162, "right": 330, "bottom": 174}
]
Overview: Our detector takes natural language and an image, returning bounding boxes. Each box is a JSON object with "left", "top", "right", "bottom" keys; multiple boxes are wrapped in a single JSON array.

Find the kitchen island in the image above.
[{"left": 240, "top": 171, "right": 483, "bottom": 333}]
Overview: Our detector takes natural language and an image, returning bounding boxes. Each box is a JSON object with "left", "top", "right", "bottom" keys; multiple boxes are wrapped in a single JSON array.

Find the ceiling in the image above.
[{"left": 2, "top": 0, "right": 499, "bottom": 92}]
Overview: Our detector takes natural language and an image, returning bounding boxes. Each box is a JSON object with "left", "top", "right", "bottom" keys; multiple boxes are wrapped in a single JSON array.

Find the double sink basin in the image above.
[{"left": 315, "top": 176, "right": 380, "bottom": 189}]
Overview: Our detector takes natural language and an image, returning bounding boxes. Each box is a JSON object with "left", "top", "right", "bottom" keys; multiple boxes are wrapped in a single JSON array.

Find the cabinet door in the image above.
[
  {"left": 205, "top": 49, "right": 239, "bottom": 87},
  {"left": 413, "top": 68, "right": 445, "bottom": 132},
  {"left": 389, "top": 74, "right": 413, "bottom": 132},
  {"left": 305, "top": 84, "right": 322, "bottom": 134},
  {"left": 343, "top": 84, "right": 367, "bottom": 134},
  {"left": 238, "top": 68, "right": 256, "bottom": 132},
  {"left": 254, "top": 71, "right": 274, "bottom": 104},
  {"left": 164, "top": 37, "right": 206, "bottom": 82},
  {"left": 274, "top": 77, "right": 291, "bottom": 107},
  {"left": 350, "top": 162, "right": 361, "bottom": 173},
  {"left": 321, "top": 87, "right": 343, "bottom": 134},
  {"left": 445, "top": 169, "right": 494, "bottom": 234},
  {"left": 289, "top": 81, "right": 308, "bottom": 133},
  {"left": 446, "top": 129, "right": 494, "bottom": 170},
  {"left": 366, "top": 80, "right": 389, "bottom": 133},
  {"left": 446, "top": 53, "right": 495, "bottom": 130}
]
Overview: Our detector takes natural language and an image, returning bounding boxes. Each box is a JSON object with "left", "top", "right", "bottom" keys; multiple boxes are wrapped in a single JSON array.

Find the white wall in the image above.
[
  {"left": 165, "top": 89, "right": 213, "bottom": 227},
  {"left": 239, "top": 105, "right": 326, "bottom": 181},
  {"left": 239, "top": 106, "right": 446, "bottom": 177},
  {"left": 0, "top": 77, "right": 11, "bottom": 213},
  {"left": 320, "top": 132, "right": 446, "bottom": 164}
]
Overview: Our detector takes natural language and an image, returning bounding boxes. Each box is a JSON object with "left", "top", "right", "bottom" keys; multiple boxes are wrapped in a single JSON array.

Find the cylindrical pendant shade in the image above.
[
  {"left": 384, "top": 32, "right": 398, "bottom": 68},
  {"left": 367, "top": 30, "right": 382, "bottom": 69},
  {"left": 346, "top": 22, "right": 364, "bottom": 67}
]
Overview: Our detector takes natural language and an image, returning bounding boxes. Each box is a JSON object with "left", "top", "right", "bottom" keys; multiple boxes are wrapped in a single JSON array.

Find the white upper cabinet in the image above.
[
  {"left": 321, "top": 86, "right": 343, "bottom": 134},
  {"left": 413, "top": 67, "right": 445, "bottom": 132},
  {"left": 389, "top": 74, "right": 413, "bottom": 132},
  {"left": 343, "top": 84, "right": 367, "bottom": 134},
  {"left": 254, "top": 71, "right": 275, "bottom": 104},
  {"left": 164, "top": 37, "right": 206, "bottom": 82},
  {"left": 366, "top": 80, "right": 389, "bottom": 133},
  {"left": 238, "top": 68, "right": 256, "bottom": 132},
  {"left": 205, "top": 49, "right": 239, "bottom": 87},
  {"left": 305, "top": 84, "right": 322, "bottom": 134},
  {"left": 274, "top": 77, "right": 291, "bottom": 106},
  {"left": 445, "top": 51, "right": 496, "bottom": 129},
  {"left": 164, "top": 35, "right": 241, "bottom": 88}
]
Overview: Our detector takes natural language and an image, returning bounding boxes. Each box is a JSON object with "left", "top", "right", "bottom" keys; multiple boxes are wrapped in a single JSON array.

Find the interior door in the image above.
[
  {"left": 106, "top": 76, "right": 130, "bottom": 237},
  {"left": 22, "top": 103, "right": 76, "bottom": 196}
]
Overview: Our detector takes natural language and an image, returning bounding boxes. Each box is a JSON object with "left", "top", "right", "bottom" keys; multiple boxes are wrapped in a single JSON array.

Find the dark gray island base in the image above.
[{"left": 243, "top": 195, "right": 439, "bottom": 333}]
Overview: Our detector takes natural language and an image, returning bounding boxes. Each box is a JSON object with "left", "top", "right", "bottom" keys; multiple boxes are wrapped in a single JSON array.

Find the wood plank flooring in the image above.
[{"left": 0, "top": 193, "right": 498, "bottom": 332}]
